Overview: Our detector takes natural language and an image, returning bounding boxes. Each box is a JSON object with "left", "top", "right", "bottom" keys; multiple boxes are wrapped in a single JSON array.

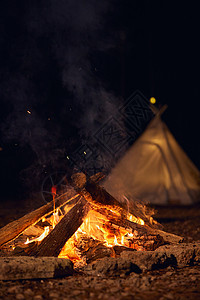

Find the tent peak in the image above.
[{"left": 150, "top": 104, "right": 168, "bottom": 118}]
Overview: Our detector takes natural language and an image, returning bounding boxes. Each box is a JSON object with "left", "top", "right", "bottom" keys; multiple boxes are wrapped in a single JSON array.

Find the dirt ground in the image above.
[{"left": 0, "top": 200, "right": 200, "bottom": 300}]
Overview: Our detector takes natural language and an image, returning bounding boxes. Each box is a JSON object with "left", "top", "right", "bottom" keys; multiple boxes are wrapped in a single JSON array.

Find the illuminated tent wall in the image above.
[{"left": 103, "top": 114, "right": 200, "bottom": 205}]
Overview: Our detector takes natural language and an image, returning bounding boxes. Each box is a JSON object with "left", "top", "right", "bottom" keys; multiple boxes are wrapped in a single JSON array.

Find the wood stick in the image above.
[{"left": 31, "top": 198, "right": 89, "bottom": 257}]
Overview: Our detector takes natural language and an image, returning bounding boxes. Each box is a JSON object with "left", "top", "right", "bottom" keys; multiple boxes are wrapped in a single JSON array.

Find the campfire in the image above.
[{"left": 0, "top": 172, "right": 183, "bottom": 267}]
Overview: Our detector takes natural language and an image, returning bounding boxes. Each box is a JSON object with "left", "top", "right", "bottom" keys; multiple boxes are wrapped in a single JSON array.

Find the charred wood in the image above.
[{"left": 31, "top": 198, "right": 89, "bottom": 257}]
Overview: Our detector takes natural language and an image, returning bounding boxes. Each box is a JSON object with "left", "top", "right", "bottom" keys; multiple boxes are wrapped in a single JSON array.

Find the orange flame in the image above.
[
  {"left": 59, "top": 209, "right": 145, "bottom": 261},
  {"left": 25, "top": 226, "right": 50, "bottom": 244},
  {"left": 23, "top": 192, "right": 145, "bottom": 263}
]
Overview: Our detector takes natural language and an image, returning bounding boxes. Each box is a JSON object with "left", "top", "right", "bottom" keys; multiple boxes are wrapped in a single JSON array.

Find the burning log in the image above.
[
  {"left": 71, "top": 173, "right": 183, "bottom": 246},
  {"left": 71, "top": 173, "right": 126, "bottom": 214},
  {"left": 73, "top": 235, "right": 114, "bottom": 264},
  {"left": 89, "top": 208, "right": 165, "bottom": 250},
  {"left": 0, "top": 173, "right": 103, "bottom": 248},
  {"left": 71, "top": 173, "right": 159, "bottom": 228},
  {"left": 92, "top": 207, "right": 183, "bottom": 247},
  {"left": 30, "top": 198, "right": 89, "bottom": 257},
  {"left": 0, "top": 171, "right": 183, "bottom": 262},
  {"left": 0, "top": 189, "right": 80, "bottom": 247}
]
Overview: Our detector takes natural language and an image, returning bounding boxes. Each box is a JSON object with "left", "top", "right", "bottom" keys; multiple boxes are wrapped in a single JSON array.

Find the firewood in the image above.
[
  {"left": 0, "top": 189, "right": 80, "bottom": 247},
  {"left": 74, "top": 235, "right": 114, "bottom": 264},
  {"left": 112, "top": 245, "right": 136, "bottom": 256},
  {"left": 150, "top": 229, "right": 184, "bottom": 244},
  {"left": 0, "top": 173, "right": 103, "bottom": 248},
  {"left": 72, "top": 178, "right": 124, "bottom": 213},
  {"left": 69, "top": 174, "right": 183, "bottom": 247},
  {"left": 31, "top": 198, "right": 89, "bottom": 257},
  {"left": 71, "top": 174, "right": 159, "bottom": 228},
  {"left": 0, "top": 257, "right": 73, "bottom": 280},
  {"left": 90, "top": 207, "right": 183, "bottom": 247}
]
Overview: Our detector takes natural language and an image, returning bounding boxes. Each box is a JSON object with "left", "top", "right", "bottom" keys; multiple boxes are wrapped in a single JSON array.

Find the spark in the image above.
[{"left": 27, "top": 110, "right": 32, "bottom": 114}]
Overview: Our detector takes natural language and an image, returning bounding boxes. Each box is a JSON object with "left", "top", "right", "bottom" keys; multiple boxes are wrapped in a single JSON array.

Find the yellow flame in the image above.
[
  {"left": 25, "top": 226, "right": 50, "bottom": 244},
  {"left": 127, "top": 213, "right": 144, "bottom": 225},
  {"left": 22, "top": 194, "right": 146, "bottom": 263}
]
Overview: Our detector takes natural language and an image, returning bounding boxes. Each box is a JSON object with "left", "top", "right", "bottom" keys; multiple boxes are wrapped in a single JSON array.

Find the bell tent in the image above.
[{"left": 103, "top": 112, "right": 200, "bottom": 205}]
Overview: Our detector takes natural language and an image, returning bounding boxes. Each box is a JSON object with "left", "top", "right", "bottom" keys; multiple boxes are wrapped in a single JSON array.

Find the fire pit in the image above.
[{"left": 1, "top": 172, "right": 196, "bottom": 281}]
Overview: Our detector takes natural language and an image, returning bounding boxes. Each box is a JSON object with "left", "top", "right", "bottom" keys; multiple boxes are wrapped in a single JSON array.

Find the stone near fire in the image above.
[
  {"left": 0, "top": 257, "right": 73, "bottom": 280},
  {"left": 154, "top": 242, "right": 200, "bottom": 268},
  {"left": 84, "top": 242, "right": 200, "bottom": 276},
  {"left": 84, "top": 256, "right": 142, "bottom": 276},
  {"left": 121, "top": 242, "right": 200, "bottom": 270}
]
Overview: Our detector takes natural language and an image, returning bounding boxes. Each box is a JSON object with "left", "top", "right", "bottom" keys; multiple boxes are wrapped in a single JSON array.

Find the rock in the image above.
[
  {"left": 121, "top": 242, "right": 200, "bottom": 271},
  {"left": 165, "top": 293, "right": 174, "bottom": 299},
  {"left": 0, "top": 257, "right": 73, "bottom": 280},
  {"left": 150, "top": 251, "right": 177, "bottom": 270},
  {"left": 16, "top": 294, "right": 25, "bottom": 300},
  {"left": 88, "top": 257, "right": 142, "bottom": 276},
  {"left": 120, "top": 250, "right": 176, "bottom": 271},
  {"left": 49, "top": 292, "right": 60, "bottom": 298},
  {"left": 7, "top": 286, "right": 21, "bottom": 294},
  {"left": 165, "top": 271, "right": 173, "bottom": 276},
  {"left": 33, "top": 295, "right": 43, "bottom": 300},
  {"left": 194, "top": 243, "right": 200, "bottom": 263},
  {"left": 155, "top": 243, "right": 200, "bottom": 268},
  {"left": 120, "top": 251, "right": 153, "bottom": 271},
  {"left": 110, "top": 287, "right": 120, "bottom": 293},
  {"left": 71, "top": 290, "right": 81, "bottom": 296},
  {"left": 84, "top": 243, "right": 200, "bottom": 277},
  {"left": 190, "top": 276, "right": 196, "bottom": 281},
  {"left": 89, "top": 292, "right": 95, "bottom": 297},
  {"left": 24, "top": 289, "right": 34, "bottom": 297},
  {"left": 140, "top": 276, "right": 150, "bottom": 289}
]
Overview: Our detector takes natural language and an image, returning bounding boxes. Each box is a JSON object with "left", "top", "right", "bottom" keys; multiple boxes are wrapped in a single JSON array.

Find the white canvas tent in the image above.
[{"left": 103, "top": 112, "right": 200, "bottom": 205}]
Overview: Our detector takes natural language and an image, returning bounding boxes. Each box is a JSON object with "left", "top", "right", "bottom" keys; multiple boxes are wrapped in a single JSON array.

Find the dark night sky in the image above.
[{"left": 0, "top": 1, "right": 199, "bottom": 201}]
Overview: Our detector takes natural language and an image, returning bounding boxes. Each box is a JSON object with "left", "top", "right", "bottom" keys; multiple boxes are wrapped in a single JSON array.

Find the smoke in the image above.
[
  {"left": 31, "top": 0, "right": 121, "bottom": 136},
  {"left": 0, "top": 0, "right": 123, "bottom": 193}
]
